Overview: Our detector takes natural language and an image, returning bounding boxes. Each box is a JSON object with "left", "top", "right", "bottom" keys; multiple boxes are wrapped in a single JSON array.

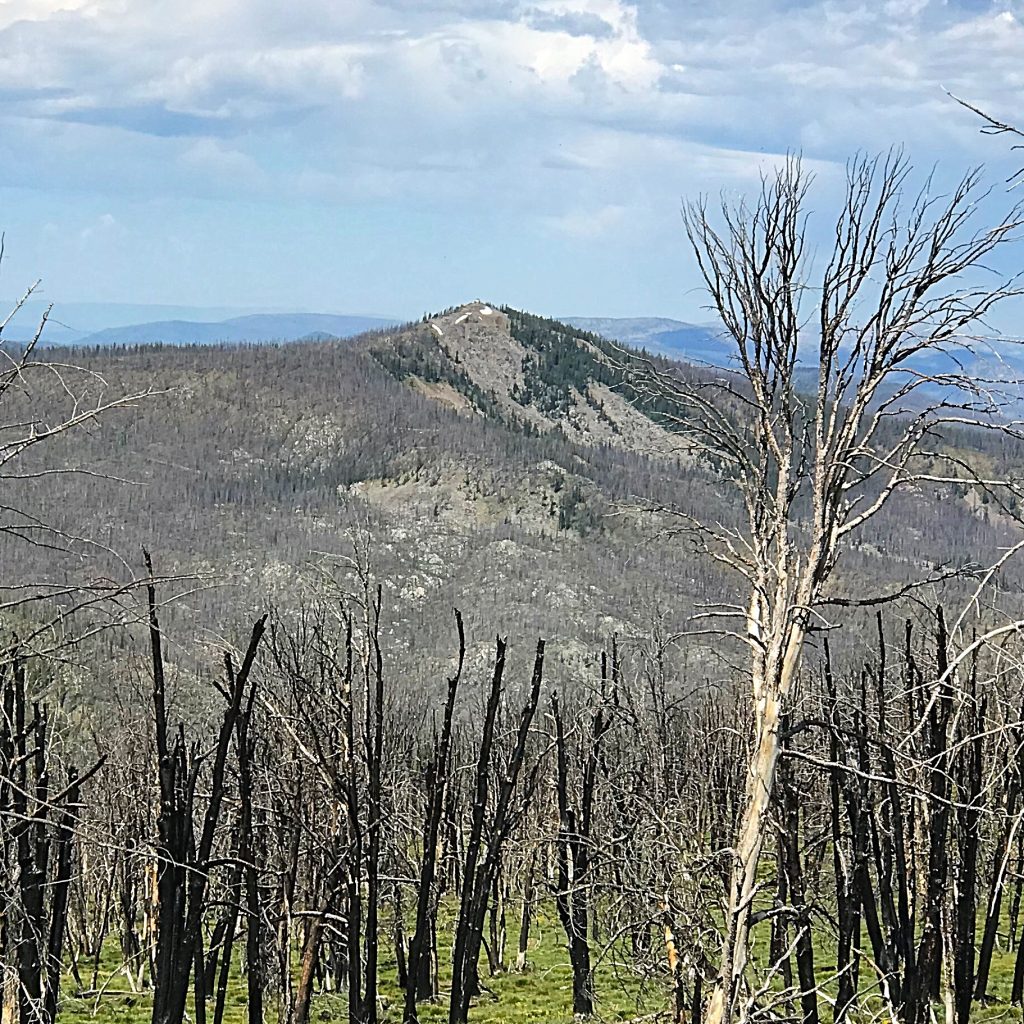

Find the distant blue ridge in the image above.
[{"left": 74, "top": 313, "right": 397, "bottom": 346}]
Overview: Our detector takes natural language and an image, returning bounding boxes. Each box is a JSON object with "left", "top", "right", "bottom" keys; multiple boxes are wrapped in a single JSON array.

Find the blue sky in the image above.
[{"left": 1, "top": 0, "right": 1023, "bottom": 323}]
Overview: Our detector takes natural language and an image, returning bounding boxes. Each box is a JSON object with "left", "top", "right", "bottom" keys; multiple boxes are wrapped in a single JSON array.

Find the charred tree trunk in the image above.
[
  {"left": 404, "top": 612, "right": 464, "bottom": 1023},
  {"left": 515, "top": 848, "right": 537, "bottom": 972},
  {"left": 1, "top": 652, "right": 98, "bottom": 1024},
  {"left": 975, "top": 727, "right": 1023, "bottom": 1001},
  {"left": 777, "top": 738, "right": 817, "bottom": 1024},
  {"left": 147, "top": 552, "right": 267, "bottom": 1024},
  {"left": 825, "top": 642, "right": 860, "bottom": 1024},
  {"left": 952, "top": 684, "right": 984, "bottom": 1024},
  {"left": 362, "top": 588, "right": 385, "bottom": 1024},
  {"left": 910, "top": 609, "right": 954, "bottom": 1021},
  {"left": 449, "top": 639, "right": 545, "bottom": 1024},
  {"left": 551, "top": 688, "right": 609, "bottom": 1019},
  {"left": 293, "top": 910, "right": 327, "bottom": 1024},
  {"left": 448, "top": 639, "right": 507, "bottom": 1023}
]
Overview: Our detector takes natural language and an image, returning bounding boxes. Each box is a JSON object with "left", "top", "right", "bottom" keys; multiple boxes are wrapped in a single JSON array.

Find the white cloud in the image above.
[
  {"left": 0, "top": 0, "right": 94, "bottom": 30},
  {"left": 78, "top": 211, "right": 124, "bottom": 247},
  {"left": 1, "top": 0, "right": 1020, "bottom": 171},
  {"left": 150, "top": 45, "right": 369, "bottom": 118},
  {"left": 543, "top": 202, "right": 629, "bottom": 239},
  {"left": 180, "top": 138, "right": 267, "bottom": 186}
]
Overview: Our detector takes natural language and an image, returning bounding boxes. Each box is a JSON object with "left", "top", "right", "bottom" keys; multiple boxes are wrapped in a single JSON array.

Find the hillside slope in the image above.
[
  {"left": 2, "top": 301, "right": 1020, "bottom": 689},
  {"left": 369, "top": 302, "right": 688, "bottom": 456}
]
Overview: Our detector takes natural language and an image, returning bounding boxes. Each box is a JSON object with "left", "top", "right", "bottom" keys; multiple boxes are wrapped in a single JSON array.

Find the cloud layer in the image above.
[{"left": 1, "top": 0, "right": 1022, "bottom": 318}]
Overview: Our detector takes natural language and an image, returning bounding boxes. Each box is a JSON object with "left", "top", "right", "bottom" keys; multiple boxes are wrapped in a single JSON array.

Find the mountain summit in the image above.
[{"left": 368, "top": 301, "right": 683, "bottom": 455}]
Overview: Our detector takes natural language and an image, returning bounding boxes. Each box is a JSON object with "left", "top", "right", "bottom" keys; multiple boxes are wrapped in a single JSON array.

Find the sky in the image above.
[{"left": 0, "top": 0, "right": 1023, "bottom": 323}]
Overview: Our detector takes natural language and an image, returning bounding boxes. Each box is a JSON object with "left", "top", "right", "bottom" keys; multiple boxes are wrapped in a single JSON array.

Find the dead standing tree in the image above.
[
  {"left": 550, "top": 687, "right": 611, "bottom": 1019},
  {"left": 146, "top": 553, "right": 267, "bottom": 1024},
  {"left": 265, "top": 585, "right": 390, "bottom": 1024},
  {"left": 0, "top": 651, "right": 103, "bottom": 1024},
  {"left": 403, "top": 610, "right": 464, "bottom": 1024},
  {"left": 448, "top": 637, "right": 545, "bottom": 1024},
  {"left": 0, "top": 268, "right": 161, "bottom": 657},
  {"left": 638, "top": 152, "right": 1023, "bottom": 1024},
  {"left": 0, "top": 263, "right": 160, "bottom": 1023}
]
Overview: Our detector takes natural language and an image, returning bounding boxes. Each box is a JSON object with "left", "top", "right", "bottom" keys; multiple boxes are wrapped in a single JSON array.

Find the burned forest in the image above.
[{"left": 5, "top": 153, "right": 1024, "bottom": 1024}]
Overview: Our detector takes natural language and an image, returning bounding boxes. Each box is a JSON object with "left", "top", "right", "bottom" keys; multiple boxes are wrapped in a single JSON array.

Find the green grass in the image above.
[
  {"left": 58, "top": 907, "right": 665, "bottom": 1024},
  {"left": 58, "top": 900, "right": 1024, "bottom": 1024},
  {"left": 357, "top": 909, "right": 661, "bottom": 1023}
]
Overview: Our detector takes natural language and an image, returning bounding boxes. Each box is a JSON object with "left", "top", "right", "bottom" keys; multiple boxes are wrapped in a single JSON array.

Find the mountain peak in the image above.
[
  {"left": 371, "top": 303, "right": 684, "bottom": 457},
  {"left": 425, "top": 301, "right": 511, "bottom": 342}
]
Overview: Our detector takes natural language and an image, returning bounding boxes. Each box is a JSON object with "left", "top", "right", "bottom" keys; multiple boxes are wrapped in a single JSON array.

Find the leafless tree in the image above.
[
  {"left": 550, "top": 682, "right": 611, "bottom": 1017},
  {"left": 145, "top": 552, "right": 266, "bottom": 1024},
  {"left": 633, "top": 151, "right": 1024, "bottom": 1024},
  {"left": 950, "top": 94, "right": 1024, "bottom": 187},
  {"left": 0, "top": 266, "right": 164, "bottom": 657},
  {"left": 0, "top": 261, "right": 175, "bottom": 1024}
]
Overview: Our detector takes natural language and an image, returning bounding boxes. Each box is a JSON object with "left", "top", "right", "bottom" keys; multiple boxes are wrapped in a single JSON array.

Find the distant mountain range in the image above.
[
  {"left": 2, "top": 300, "right": 725, "bottom": 358},
  {"left": 5, "top": 299, "right": 1022, "bottom": 403},
  {"left": 566, "top": 316, "right": 1024, "bottom": 403},
  {"left": 0, "top": 300, "right": 399, "bottom": 346},
  {"left": 1, "top": 299, "right": 720, "bottom": 356},
  {"left": 75, "top": 313, "right": 398, "bottom": 347},
  {"left": 563, "top": 316, "right": 731, "bottom": 365}
]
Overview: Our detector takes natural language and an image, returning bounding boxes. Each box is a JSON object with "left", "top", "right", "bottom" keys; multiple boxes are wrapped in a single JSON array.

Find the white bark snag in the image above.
[{"left": 647, "top": 153, "right": 1022, "bottom": 1024}]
